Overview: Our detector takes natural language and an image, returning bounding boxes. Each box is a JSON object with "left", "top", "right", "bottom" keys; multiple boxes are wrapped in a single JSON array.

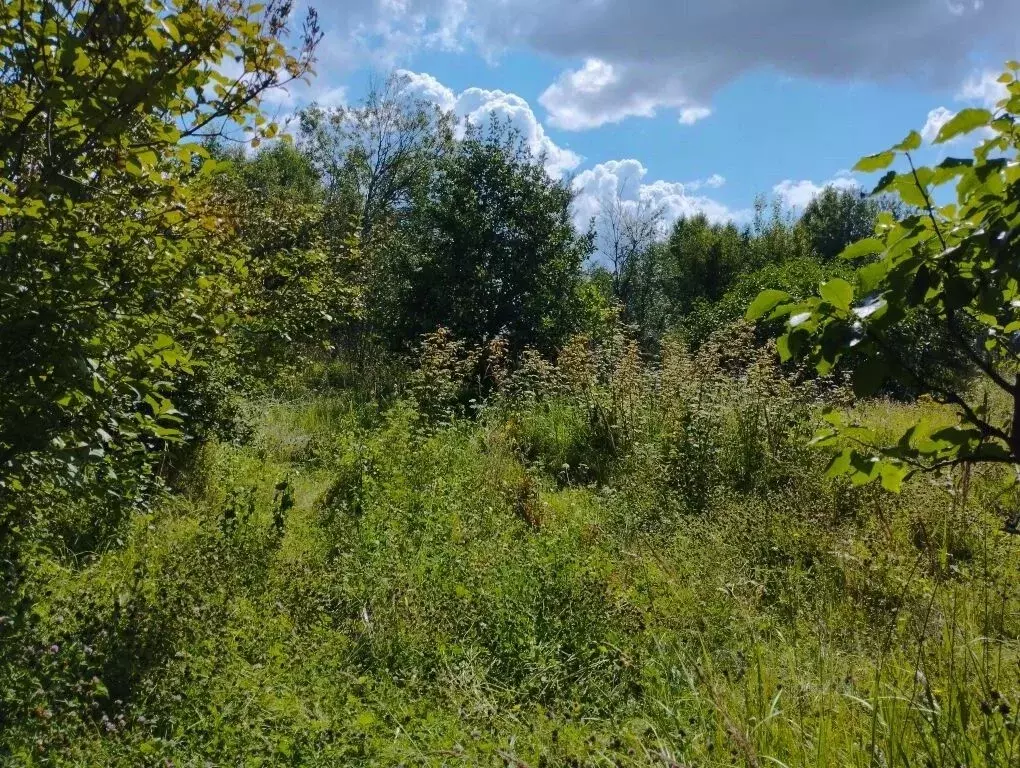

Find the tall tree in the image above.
[
  {"left": 217, "top": 142, "right": 361, "bottom": 378},
  {"left": 298, "top": 73, "right": 454, "bottom": 250},
  {"left": 399, "top": 121, "right": 594, "bottom": 353},
  {"left": 595, "top": 190, "right": 664, "bottom": 298},
  {"left": 799, "top": 186, "right": 881, "bottom": 262},
  {"left": 0, "top": 0, "right": 319, "bottom": 497},
  {"left": 622, "top": 214, "right": 747, "bottom": 343}
]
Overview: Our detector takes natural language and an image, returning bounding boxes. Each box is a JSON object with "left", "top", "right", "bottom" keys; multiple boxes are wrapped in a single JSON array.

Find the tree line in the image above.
[{"left": 2, "top": 0, "right": 1017, "bottom": 562}]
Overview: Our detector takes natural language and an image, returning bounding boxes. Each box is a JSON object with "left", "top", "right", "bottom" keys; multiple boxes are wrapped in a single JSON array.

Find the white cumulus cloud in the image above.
[
  {"left": 921, "top": 106, "right": 956, "bottom": 143},
  {"left": 772, "top": 172, "right": 859, "bottom": 209},
  {"left": 397, "top": 70, "right": 580, "bottom": 178},
  {"left": 538, "top": 58, "right": 695, "bottom": 130},
  {"left": 571, "top": 159, "right": 739, "bottom": 243},
  {"left": 957, "top": 69, "right": 1009, "bottom": 107},
  {"left": 366, "top": 0, "right": 1017, "bottom": 131},
  {"left": 281, "top": 1, "right": 1019, "bottom": 133},
  {"left": 394, "top": 69, "right": 456, "bottom": 112}
]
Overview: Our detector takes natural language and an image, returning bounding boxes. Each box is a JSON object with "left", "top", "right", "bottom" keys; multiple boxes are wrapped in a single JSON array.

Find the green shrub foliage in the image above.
[
  {"left": 0, "top": 0, "right": 320, "bottom": 497},
  {"left": 749, "top": 62, "right": 1020, "bottom": 487},
  {"left": 398, "top": 122, "right": 596, "bottom": 354},
  {"left": 2, "top": 15, "right": 1019, "bottom": 763}
]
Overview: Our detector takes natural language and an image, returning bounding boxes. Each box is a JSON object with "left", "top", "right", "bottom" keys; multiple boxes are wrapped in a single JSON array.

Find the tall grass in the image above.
[{"left": 2, "top": 328, "right": 1017, "bottom": 766}]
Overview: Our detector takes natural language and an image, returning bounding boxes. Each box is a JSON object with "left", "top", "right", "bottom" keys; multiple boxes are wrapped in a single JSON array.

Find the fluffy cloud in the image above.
[
  {"left": 678, "top": 107, "right": 712, "bottom": 126},
  {"left": 919, "top": 67, "right": 1009, "bottom": 145},
  {"left": 397, "top": 70, "right": 580, "bottom": 178},
  {"left": 571, "top": 159, "right": 739, "bottom": 241},
  {"left": 536, "top": 59, "right": 712, "bottom": 130},
  {"left": 957, "top": 68, "right": 1009, "bottom": 107},
  {"left": 394, "top": 70, "right": 456, "bottom": 112},
  {"left": 538, "top": 59, "right": 673, "bottom": 129},
  {"left": 772, "top": 172, "right": 859, "bottom": 209},
  {"left": 525, "top": 0, "right": 1016, "bottom": 130},
  {"left": 921, "top": 106, "right": 956, "bottom": 143},
  {"left": 314, "top": 0, "right": 1017, "bottom": 131}
]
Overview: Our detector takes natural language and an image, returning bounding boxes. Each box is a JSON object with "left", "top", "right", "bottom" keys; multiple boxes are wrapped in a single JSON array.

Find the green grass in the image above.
[{"left": 3, "top": 358, "right": 1019, "bottom": 766}]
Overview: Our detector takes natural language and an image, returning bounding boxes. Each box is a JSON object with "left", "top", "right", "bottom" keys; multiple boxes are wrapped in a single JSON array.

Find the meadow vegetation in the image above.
[
  {"left": 1, "top": 3, "right": 1019, "bottom": 765},
  {"left": 5, "top": 328, "right": 1019, "bottom": 766}
]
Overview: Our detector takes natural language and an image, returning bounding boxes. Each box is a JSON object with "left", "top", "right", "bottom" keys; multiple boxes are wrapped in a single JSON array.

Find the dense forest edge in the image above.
[{"left": 1, "top": 2, "right": 1019, "bottom": 766}]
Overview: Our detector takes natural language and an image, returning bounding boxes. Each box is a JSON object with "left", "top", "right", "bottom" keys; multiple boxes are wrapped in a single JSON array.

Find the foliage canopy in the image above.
[{"left": 749, "top": 62, "right": 1020, "bottom": 488}]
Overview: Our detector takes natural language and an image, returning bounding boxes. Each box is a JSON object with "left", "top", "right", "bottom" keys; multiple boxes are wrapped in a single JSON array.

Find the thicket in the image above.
[
  {"left": 1, "top": 2, "right": 1018, "bottom": 764},
  {"left": 4, "top": 327, "right": 1018, "bottom": 766}
]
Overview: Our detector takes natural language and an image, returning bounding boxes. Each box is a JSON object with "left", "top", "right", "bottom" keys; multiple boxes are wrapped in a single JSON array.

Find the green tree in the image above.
[
  {"left": 747, "top": 195, "right": 815, "bottom": 268},
  {"left": 621, "top": 214, "right": 748, "bottom": 345},
  {"left": 398, "top": 122, "right": 594, "bottom": 353},
  {"left": 298, "top": 73, "right": 454, "bottom": 251},
  {"left": 799, "top": 186, "right": 879, "bottom": 262},
  {"left": 217, "top": 142, "right": 361, "bottom": 380},
  {"left": 799, "top": 186, "right": 910, "bottom": 262},
  {"left": 679, "top": 255, "right": 843, "bottom": 350},
  {"left": 0, "top": 0, "right": 319, "bottom": 497},
  {"left": 747, "top": 62, "right": 1020, "bottom": 488}
]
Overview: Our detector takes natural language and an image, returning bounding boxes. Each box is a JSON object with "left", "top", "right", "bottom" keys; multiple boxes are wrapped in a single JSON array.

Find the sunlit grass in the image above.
[{"left": 7, "top": 359, "right": 1019, "bottom": 766}]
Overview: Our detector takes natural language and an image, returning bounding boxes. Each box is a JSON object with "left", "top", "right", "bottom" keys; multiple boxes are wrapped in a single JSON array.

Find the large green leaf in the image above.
[
  {"left": 819, "top": 278, "right": 852, "bottom": 311},
  {"left": 839, "top": 237, "right": 884, "bottom": 261},
  {"left": 934, "top": 108, "right": 992, "bottom": 144},
  {"left": 893, "top": 130, "right": 922, "bottom": 152},
  {"left": 853, "top": 151, "right": 895, "bottom": 173},
  {"left": 745, "top": 289, "right": 791, "bottom": 321}
]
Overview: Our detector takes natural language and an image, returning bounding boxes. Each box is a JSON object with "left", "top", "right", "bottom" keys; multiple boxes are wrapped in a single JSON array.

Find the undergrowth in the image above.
[{"left": 1, "top": 327, "right": 1017, "bottom": 767}]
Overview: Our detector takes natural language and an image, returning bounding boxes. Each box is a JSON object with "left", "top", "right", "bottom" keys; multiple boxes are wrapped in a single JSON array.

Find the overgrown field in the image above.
[{"left": 3, "top": 331, "right": 1018, "bottom": 767}]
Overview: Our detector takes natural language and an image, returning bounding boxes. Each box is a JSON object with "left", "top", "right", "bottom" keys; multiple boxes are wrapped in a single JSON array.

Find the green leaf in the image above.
[
  {"left": 934, "top": 108, "right": 992, "bottom": 144},
  {"left": 849, "top": 454, "right": 881, "bottom": 485},
  {"left": 151, "top": 334, "right": 175, "bottom": 351},
  {"left": 857, "top": 261, "right": 888, "bottom": 294},
  {"left": 871, "top": 170, "right": 897, "bottom": 195},
  {"left": 163, "top": 18, "right": 181, "bottom": 42},
  {"left": 839, "top": 237, "right": 884, "bottom": 261},
  {"left": 854, "top": 152, "right": 895, "bottom": 173},
  {"left": 931, "top": 158, "right": 973, "bottom": 186},
  {"left": 776, "top": 334, "right": 792, "bottom": 362},
  {"left": 746, "top": 289, "right": 792, "bottom": 321},
  {"left": 893, "top": 176, "right": 930, "bottom": 208},
  {"left": 879, "top": 462, "right": 907, "bottom": 493},
  {"left": 73, "top": 48, "right": 90, "bottom": 75},
  {"left": 825, "top": 449, "right": 852, "bottom": 478},
  {"left": 893, "top": 130, "right": 922, "bottom": 152},
  {"left": 820, "top": 278, "right": 853, "bottom": 311}
]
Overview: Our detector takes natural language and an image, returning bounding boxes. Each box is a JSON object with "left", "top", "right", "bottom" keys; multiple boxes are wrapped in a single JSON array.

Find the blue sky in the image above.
[{"left": 270, "top": 0, "right": 1020, "bottom": 230}]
